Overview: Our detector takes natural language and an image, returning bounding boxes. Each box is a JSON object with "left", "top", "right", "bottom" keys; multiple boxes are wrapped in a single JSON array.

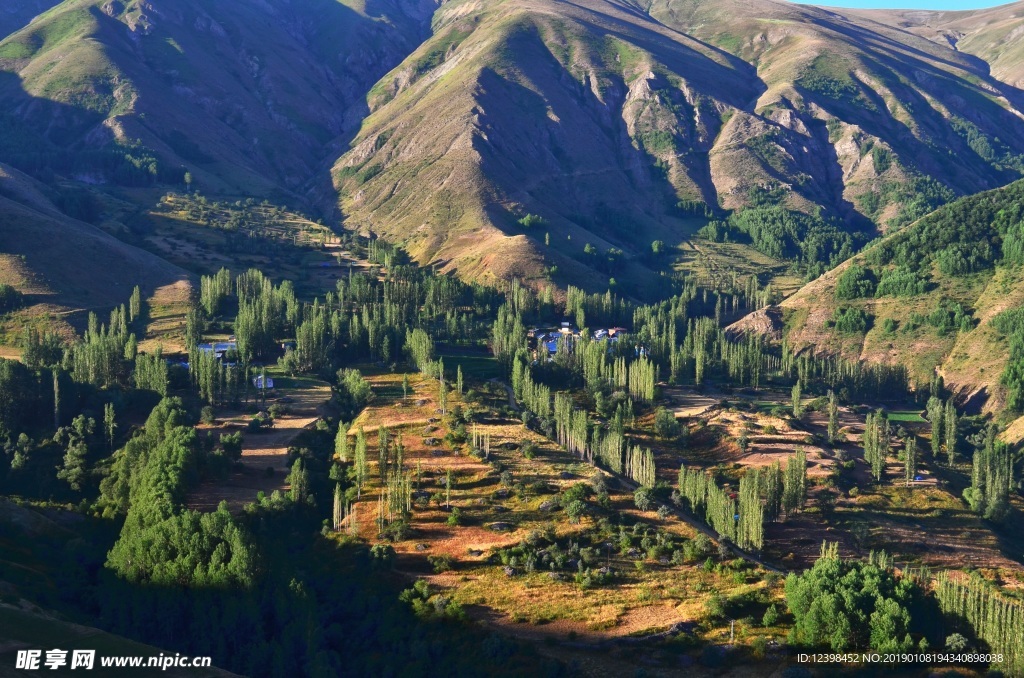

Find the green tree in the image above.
[
  {"left": 785, "top": 543, "right": 915, "bottom": 652},
  {"left": 104, "top": 402, "right": 117, "bottom": 451},
  {"left": 335, "top": 422, "right": 349, "bottom": 462},
  {"left": 904, "top": 435, "right": 917, "bottom": 487},
  {"left": 56, "top": 415, "right": 94, "bottom": 491},
  {"left": 827, "top": 390, "right": 839, "bottom": 443}
]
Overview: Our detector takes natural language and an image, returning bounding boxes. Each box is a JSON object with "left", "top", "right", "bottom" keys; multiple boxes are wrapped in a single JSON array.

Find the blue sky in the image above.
[{"left": 790, "top": 0, "right": 1011, "bottom": 8}]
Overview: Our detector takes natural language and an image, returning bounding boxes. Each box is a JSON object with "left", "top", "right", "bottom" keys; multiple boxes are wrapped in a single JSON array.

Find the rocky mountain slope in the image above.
[
  {"left": 333, "top": 0, "right": 1024, "bottom": 287},
  {"left": 853, "top": 2, "right": 1024, "bottom": 89},
  {"left": 1, "top": 0, "right": 1024, "bottom": 295}
]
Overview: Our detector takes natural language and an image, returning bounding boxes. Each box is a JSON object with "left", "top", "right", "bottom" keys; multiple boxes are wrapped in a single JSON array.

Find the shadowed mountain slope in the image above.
[
  {"left": 0, "top": 0, "right": 438, "bottom": 195},
  {"left": 0, "top": 162, "right": 188, "bottom": 316}
]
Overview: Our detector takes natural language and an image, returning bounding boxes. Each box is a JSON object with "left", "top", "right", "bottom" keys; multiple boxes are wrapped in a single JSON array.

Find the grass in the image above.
[
  {"left": 886, "top": 410, "right": 926, "bottom": 423},
  {"left": 437, "top": 348, "right": 502, "bottom": 380}
]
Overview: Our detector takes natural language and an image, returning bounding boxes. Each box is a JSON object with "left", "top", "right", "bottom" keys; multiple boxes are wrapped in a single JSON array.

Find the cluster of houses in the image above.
[
  {"left": 528, "top": 322, "right": 630, "bottom": 358},
  {"left": 187, "top": 338, "right": 275, "bottom": 389}
]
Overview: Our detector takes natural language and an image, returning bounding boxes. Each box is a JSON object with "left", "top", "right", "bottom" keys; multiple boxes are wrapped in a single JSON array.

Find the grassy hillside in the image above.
[
  {"left": 732, "top": 179, "right": 1024, "bottom": 414},
  {"left": 855, "top": 2, "right": 1024, "bottom": 90},
  {"left": 332, "top": 0, "right": 1024, "bottom": 291},
  {"left": 0, "top": 163, "right": 189, "bottom": 343},
  {"left": 0, "top": 0, "right": 436, "bottom": 195}
]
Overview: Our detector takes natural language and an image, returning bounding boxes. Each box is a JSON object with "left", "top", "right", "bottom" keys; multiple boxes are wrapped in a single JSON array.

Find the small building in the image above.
[{"left": 254, "top": 375, "right": 275, "bottom": 389}]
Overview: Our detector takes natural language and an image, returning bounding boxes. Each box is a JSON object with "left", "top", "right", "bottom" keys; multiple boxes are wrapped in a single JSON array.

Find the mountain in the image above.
[
  {"left": 0, "top": 0, "right": 437, "bottom": 196},
  {"left": 0, "top": 162, "right": 188, "bottom": 331},
  {"left": 331, "top": 0, "right": 1024, "bottom": 288},
  {"left": 0, "top": 0, "right": 61, "bottom": 37},
  {"left": 1, "top": 0, "right": 1024, "bottom": 294},
  {"left": 853, "top": 2, "right": 1024, "bottom": 89},
  {"left": 730, "top": 178, "right": 1024, "bottom": 413}
]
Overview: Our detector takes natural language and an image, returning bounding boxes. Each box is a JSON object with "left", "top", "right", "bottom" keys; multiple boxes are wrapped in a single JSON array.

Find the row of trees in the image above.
[
  {"left": 935, "top": 572, "right": 1024, "bottom": 675},
  {"left": 676, "top": 451, "right": 807, "bottom": 552},
  {"left": 963, "top": 427, "right": 1014, "bottom": 523},
  {"left": 926, "top": 396, "right": 959, "bottom": 465}
]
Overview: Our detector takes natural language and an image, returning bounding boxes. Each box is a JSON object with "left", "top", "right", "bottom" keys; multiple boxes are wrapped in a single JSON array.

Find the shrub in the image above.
[
  {"left": 336, "top": 368, "right": 373, "bottom": 419},
  {"left": 830, "top": 307, "right": 871, "bottom": 334},
  {"left": 654, "top": 407, "right": 681, "bottom": 439},
  {"left": 634, "top": 487, "right": 655, "bottom": 511},
  {"left": 370, "top": 543, "right": 396, "bottom": 566},
  {"left": 834, "top": 265, "right": 876, "bottom": 300},
  {"left": 0, "top": 284, "right": 24, "bottom": 314},
  {"left": 428, "top": 554, "right": 454, "bottom": 573},
  {"left": 763, "top": 603, "right": 780, "bottom": 627},
  {"left": 517, "top": 213, "right": 545, "bottom": 228},
  {"left": 564, "top": 500, "right": 587, "bottom": 524}
]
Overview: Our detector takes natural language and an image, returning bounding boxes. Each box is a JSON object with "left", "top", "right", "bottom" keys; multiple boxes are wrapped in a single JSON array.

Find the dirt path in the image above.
[
  {"left": 490, "top": 378, "right": 517, "bottom": 409},
  {"left": 662, "top": 387, "right": 719, "bottom": 418},
  {"left": 189, "top": 380, "right": 332, "bottom": 512}
]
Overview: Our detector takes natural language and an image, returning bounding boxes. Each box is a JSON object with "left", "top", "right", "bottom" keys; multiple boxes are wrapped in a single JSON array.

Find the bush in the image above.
[
  {"left": 0, "top": 284, "right": 24, "bottom": 314},
  {"left": 517, "top": 213, "right": 545, "bottom": 229},
  {"left": 654, "top": 407, "right": 681, "bottom": 439},
  {"left": 428, "top": 554, "right": 454, "bottom": 573},
  {"left": 521, "top": 440, "right": 538, "bottom": 460},
  {"left": 705, "top": 593, "right": 726, "bottom": 620},
  {"left": 830, "top": 307, "right": 871, "bottom": 334},
  {"left": 564, "top": 500, "right": 587, "bottom": 524},
  {"left": 634, "top": 487, "right": 655, "bottom": 511},
  {"left": 834, "top": 265, "right": 876, "bottom": 300},
  {"left": 762, "top": 603, "right": 780, "bottom": 627},
  {"left": 336, "top": 368, "right": 373, "bottom": 419},
  {"left": 446, "top": 507, "right": 463, "bottom": 527},
  {"left": 370, "top": 543, "right": 396, "bottom": 566}
]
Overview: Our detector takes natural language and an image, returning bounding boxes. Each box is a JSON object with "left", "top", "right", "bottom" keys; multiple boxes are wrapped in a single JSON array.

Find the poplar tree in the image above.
[
  {"left": 936, "top": 572, "right": 1024, "bottom": 675},
  {"left": 783, "top": 450, "right": 806, "bottom": 516},
  {"left": 333, "top": 483, "right": 343, "bottom": 531},
  {"left": 927, "top": 396, "right": 944, "bottom": 458},
  {"left": 904, "top": 435, "right": 917, "bottom": 487},
  {"left": 827, "top": 390, "right": 839, "bottom": 443},
  {"left": 335, "top": 422, "right": 349, "bottom": 462},
  {"left": 104, "top": 402, "right": 117, "bottom": 451},
  {"left": 53, "top": 369, "right": 61, "bottom": 430},
  {"left": 354, "top": 426, "right": 368, "bottom": 497},
  {"left": 129, "top": 285, "right": 142, "bottom": 324},
  {"left": 944, "top": 399, "right": 958, "bottom": 466}
]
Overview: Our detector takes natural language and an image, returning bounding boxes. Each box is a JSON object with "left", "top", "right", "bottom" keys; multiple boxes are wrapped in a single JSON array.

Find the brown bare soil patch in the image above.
[{"left": 188, "top": 379, "right": 331, "bottom": 512}]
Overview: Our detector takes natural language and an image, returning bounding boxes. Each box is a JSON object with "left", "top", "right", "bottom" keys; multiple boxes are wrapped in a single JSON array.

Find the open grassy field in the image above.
[
  {"left": 330, "top": 367, "right": 795, "bottom": 665},
  {"left": 673, "top": 240, "right": 805, "bottom": 301}
]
